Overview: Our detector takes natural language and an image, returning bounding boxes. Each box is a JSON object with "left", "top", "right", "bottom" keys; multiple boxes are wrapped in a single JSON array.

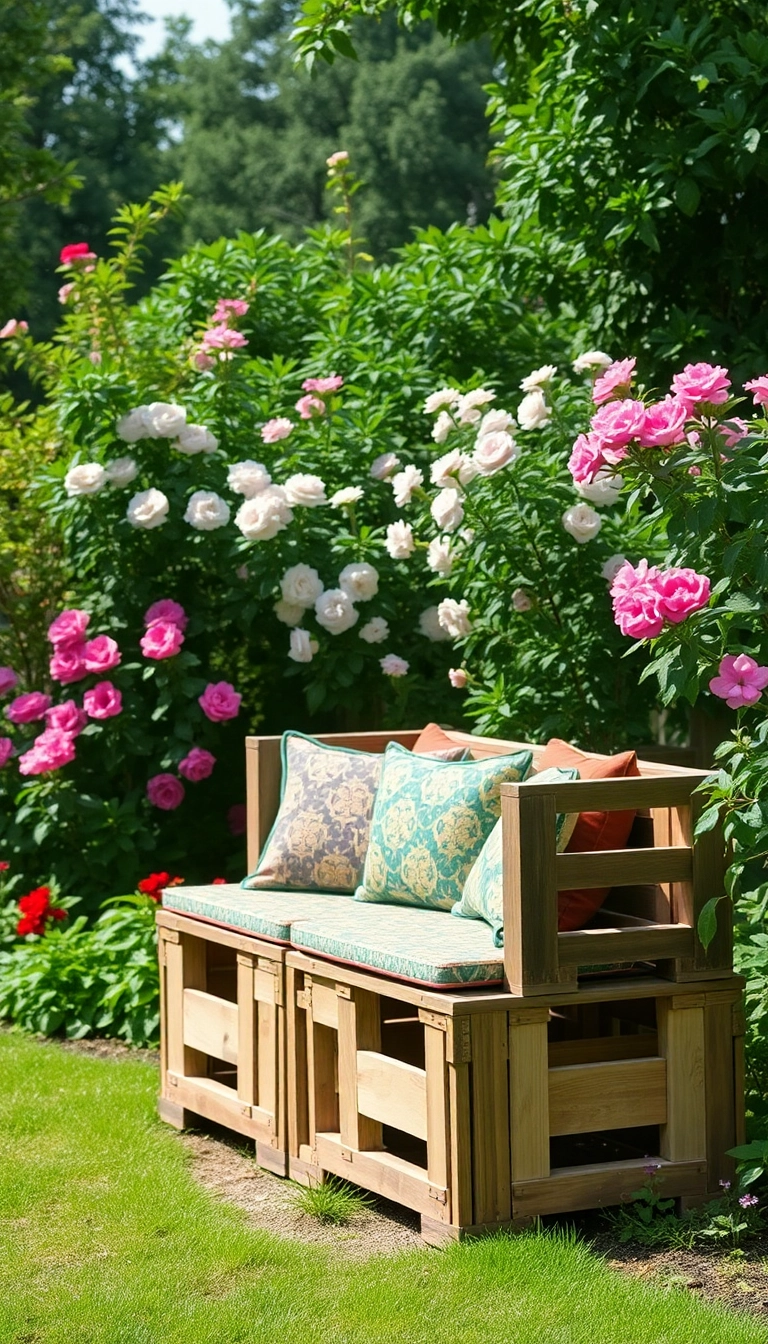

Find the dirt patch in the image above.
[{"left": 54, "top": 1035, "right": 160, "bottom": 1066}]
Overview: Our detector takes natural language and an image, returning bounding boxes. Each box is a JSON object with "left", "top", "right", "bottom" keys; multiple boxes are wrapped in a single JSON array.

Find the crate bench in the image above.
[{"left": 158, "top": 729, "right": 745, "bottom": 1241}]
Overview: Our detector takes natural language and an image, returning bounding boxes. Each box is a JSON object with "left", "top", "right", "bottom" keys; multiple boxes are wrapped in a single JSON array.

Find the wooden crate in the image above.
[
  {"left": 157, "top": 908, "right": 288, "bottom": 1174},
  {"left": 286, "top": 953, "right": 745, "bottom": 1243}
]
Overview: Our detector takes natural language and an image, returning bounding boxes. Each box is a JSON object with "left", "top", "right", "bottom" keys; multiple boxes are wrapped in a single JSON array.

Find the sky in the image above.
[{"left": 135, "top": 0, "right": 232, "bottom": 56}]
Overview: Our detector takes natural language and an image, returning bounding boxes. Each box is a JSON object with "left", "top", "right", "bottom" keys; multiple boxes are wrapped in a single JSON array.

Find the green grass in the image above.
[
  {"left": 289, "top": 1175, "right": 373, "bottom": 1225},
  {"left": 0, "top": 1032, "right": 766, "bottom": 1344}
]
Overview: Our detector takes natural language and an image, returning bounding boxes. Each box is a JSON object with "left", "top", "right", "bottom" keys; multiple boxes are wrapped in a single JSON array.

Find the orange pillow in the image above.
[
  {"left": 413, "top": 723, "right": 468, "bottom": 759},
  {"left": 535, "top": 738, "right": 641, "bottom": 932}
]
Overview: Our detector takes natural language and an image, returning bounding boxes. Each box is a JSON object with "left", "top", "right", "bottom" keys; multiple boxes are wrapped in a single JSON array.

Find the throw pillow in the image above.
[
  {"left": 413, "top": 722, "right": 469, "bottom": 760},
  {"left": 354, "top": 741, "right": 533, "bottom": 912}
]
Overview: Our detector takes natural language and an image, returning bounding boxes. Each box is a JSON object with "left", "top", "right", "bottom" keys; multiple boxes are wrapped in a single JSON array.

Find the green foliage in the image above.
[
  {"left": 606, "top": 1167, "right": 764, "bottom": 1252},
  {"left": 290, "top": 1175, "right": 373, "bottom": 1224}
]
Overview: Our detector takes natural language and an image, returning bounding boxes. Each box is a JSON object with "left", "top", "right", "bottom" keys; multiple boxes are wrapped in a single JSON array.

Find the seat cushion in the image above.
[
  {"left": 161, "top": 883, "right": 356, "bottom": 944},
  {"left": 289, "top": 901, "right": 504, "bottom": 987}
]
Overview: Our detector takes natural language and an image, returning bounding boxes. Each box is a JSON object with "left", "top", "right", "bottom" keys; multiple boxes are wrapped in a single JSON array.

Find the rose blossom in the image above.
[
  {"left": 284, "top": 473, "right": 327, "bottom": 507},
  {"left": 431, "top": 487, "right": 464, "bottom": 533},
  {"left": 144, "top": 403, "right": 187, "bottom": 438},
  {"left": 65, "top": 463, "right": 107, "bottom": 497},
  {"left": 432, "top": 410, "right": 455, "bottom": 444},
  {"left": 60, "top": 242, "right": 93, "bottom": 264},
  {"left": 709, "top": 654, "right": 768, "bottom": 709},
  {"left": 184, "top": 490, "right": 231, "bottom": 530},
  {"left": 193, "top": 351, "right": 215, "bottom": 371},
  {"left": 314, "top": 589, "right": 358, "bottom": 635},
  {"left": 573, "top": 350, "right": 612, "bottom": 373},
  {"left": 281, "top": 564, "right": 324, "bottom": 609},
  {"left": 359, "top": 617, "right": 389, "bottom": 644},
  {"left": 274, "top": 599, "right": 304, "bottom": 626},
  {"left": 590, "top": 398, "right": 646, "bottom": 455},
  {"left": 175, "top": 424, "right": 218, "bottom": 455},
  {"left": 520, "top": 364, "right": 557, "bottom": 392},
  {"left": 235, "top": 487, "right": 293, "bottom": 540},
  {"left": 50, "top": 645, "right": 86, "bottom": 685},
  {"left": 512, "top": 588, "right": 532, "bottom": 613},
  {"left": 601, "top": 554, "right": 627, "bottom": 584},
  {"left": 448, "top": 668, "right": 468, "bottom": 688},
  {"left": 327, "top": 151, "right": 349, "bottom": 167},
  {"left": 385, "top": 521, "right": 415, "bottom": 559},
  {"left": 140, "top": 621, "right": 184, "bottom": 660},
  {"left": 106, "top": 457, "right": 137, "bottom": 487},
  {"left": 331, "top": 486, "right": 364, "bottom": 508},
  {"left": 145, "top": 599, "right": 188, "bottom": 631},
  {"left": 227, "top": 460, "right": 272, "bottom": 498},
  {"left": 427, "top": 536, "right": 454, "bottom": 576},
  {"left": 611, "top": 560, "right": 665, "bottom": 639},
  {"left": 198, "top": 681, "right": 242, "bottom": 721},
  {"left": 338, "top": 562, "right": 378, "bottom": 603},
  {"left": 380, "top": 654, "right": 409, "bottom": 677},
  {"left": 431, "top": 449, "right": 477, "bottom": 488},
  {"left": 6, "top": 692, "right": 51, "bottom": 724},
  {"left": 211, "top": 298, "right": 249, "bottom": 321},
  {"left": 744, "top": 375, "right": 768, "bottom": 408},
  {"left": 83, "top": 636, "right": 121, "bottom": 674},
  {"left": 127, "top": 488, "right": 169, "bottom": 529},
  {"left": 295, "top": 394, "right": 326, "bottom": 420},
  {"left": 671, "top": 362, "right": 731, "bottom": 411},
  {"left": 116, "top": 406, "right": 150, "bottom": 442},
  {"left": 654, "top": 567, "right": 711, "bottom": 624},
  {"left": 391, "top": 465, "right": 424, "bottom": 507},
  {"left": 438, "top": 598, "right": 472, "bottom": 639},
  {"left": 288, "top": 629, "right": 319, "bottom": 663},
  {"left": 456, "top": 389, "right": 495, "bottom": 425},
  {"left": 201, "top": 324, "right": 248, "bottom": 352},
  {"left": 48, "top": 609, "right": 90, "bottom": 647},
  {"left": 0, "top": 319, "right": 28, "bottom": 339},
  {"left": 568, "top": 432, "right": 607, "bottom": 485},
  {"left": 45, "top": 700, "right": 87, "bottom": 736},
  {"left": 638, "top": 397, "right": 689, "bottom": 448},
  {"left": 0, "top": 668, "right": 17, "bottom": 696},
  {"left": 719, "top": 417, "right": 750, "bottom": 450},
  {"left": 562, "top": 503, "right": 602, "bottom": 543},
  {"left": 83, "top": 681, "right": 122, "bottom": 719},
  {"left": 147, "top": 773, "right": 185, "bottom": 811},
  {"left": 302, "top": 375, "right": 343, "bottom": 393},
  {"left": 592, "top": 357, "right": 636, "bottom": 406},
  {"left": 178, "top": 747, "right": 216, "bottom": 781},
  {"left": 18, "top": 729, "right": 76, "bottom": 776},
  {"left": 516, "top": 388, "right": 550, "bottom": 431},
  {"left": 261, "top": 417, "right": 293, "bottom": 443},
  {"left": 472, "top": 430, "right": 519, "bottom": 476},
  {"left": 424, "top": 388, "right": 459, "bottom": 413},
  {"left": 370, "top": 452, "right": 400, "bottom": 480},
  {"left": 419, "top": 607, "right": 451, "bottom": 642},
  {"left": 0, "top": 737, "right": 12, "bottom": 767},
  {"left": 576, "top": 471, "right": 624, "bottom": 507}
]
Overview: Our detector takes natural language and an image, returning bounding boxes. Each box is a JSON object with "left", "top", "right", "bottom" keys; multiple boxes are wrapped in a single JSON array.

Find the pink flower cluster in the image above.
[
  {"left": 610, "top": 560, "right": 711, "bottom": 639},
  {"left": 195, "top": 297, "right": 250, "bottom": 368},
  {"left": 0, "top": 319, "right": 29, "bottom": 340},
  {"left": 294, "top": 374, "right": 343, "bottom": 421},
  {"left": 709, "top": 654, "right": 768, "bottom": 709},
  {"left": 48, "top": 609, "right": 121, "bottom": 685},
  {"left": 146, "top": 745, "right": 218, "bottom": 810},
  {"left": 141, "top": 598, "right": 187, "bottom": 661}
]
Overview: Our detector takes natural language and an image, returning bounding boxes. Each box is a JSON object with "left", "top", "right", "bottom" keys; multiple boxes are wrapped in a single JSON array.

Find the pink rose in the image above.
[
  {"left": 147, "top": 773, "right": 185, "bottom": 810},
  {"left": 201, "top": 323, "right": 248, "bottom": 351},
  {"left": 198, "top": 681, "right": 241, "bottom": 722},
  {"left": 653, "top": 567, "right": 711, "bottom": 625},
  {"left": 228, "top": 803, "right": 246, "bottom": 836},
  {"left": 48, "top": 608, "right": 90, "bottom": 647},
  {"left": 140, "top": 621, "right": 184, "bottom": 661},
  {"left": 45, "top": 700, "right": 87, "bottom": 736},
  {"left": 671, "top": 362, "right": 730, "bottom": 411},
  {"left": 568, "top": 432, "right": 607, "bottom": 485},
  {"left": 638, "top": 397, "right": 688, "bottom": 448},
  {"left": 144, "top": 598, "right": 188, "bottom": 632},
  {"left": 0, "top": 319, "right": 28, "bottom": 339},
  {"left": 0, "top": 737, "right": 12, "bottom": 768},
  {"left": 590, "top": 399, "right": 646, "bottom": 456},
  {"left": 212, "top": 298, "right": 249, "bottom": 322},
  {"left": 83, "top": 635, "right": 121, "bottom": 674},
  {"left": 6, "top": 691, "right": 51, "bottom": 724},
  {"left": 83, "top": 680, "right": 122, "bottom": 720},
  {"left": 719, "top": 417, "right": 750, "bottom": 450},
  {"left": 295, "top": 394, "right": 325, "bottom": 420},
  {"left": 50, "top": 644, "right": 87, "bottom": 685},
  {"left": 301, "top": 375, "right": 343, "bottom": 393},
  {"left": 744, "top": 375, "right": 768, "bottom": 408},
  {"left": 592, "top": 357, "right": 636, "bottom": 405},
  {"left": 193, "top": 351, "right": 215, "bottom": 371},
  {"left": 178, "top": 747, "right": 216, "bottom": 781},
  {"left": 449, "top": 668, "right": 467, "bottom": 688},
  {"left": 0, "top": 667, "right": 18, "bottom": 696},
  {"left": 18, "top": 728, "right": 76, "bottom": 776},
  {"left": 709, "top": 654, "right": 768, "bottom": 709},
  {"left": 261, "top": 417, "right": 293, "bottom": 443},
  {"left": 610, "top": 559, "right": 664, "bottom": 639}
]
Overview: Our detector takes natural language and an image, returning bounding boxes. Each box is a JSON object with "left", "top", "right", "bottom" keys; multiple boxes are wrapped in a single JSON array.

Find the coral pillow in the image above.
[
  {"left": 535, "top": 738, "right": 641, "bottom": 932},
  {"left": 413, "top": 722, "right": 469, "bottom": 760}
]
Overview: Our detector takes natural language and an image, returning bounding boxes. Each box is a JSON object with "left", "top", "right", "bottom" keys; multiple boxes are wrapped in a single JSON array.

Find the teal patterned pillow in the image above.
[
  {"left": 452, "top": 766, "right": 580, "bottom": 945},
  {"left": 354, "top": 741, "right": 533, "bottom": 912}
]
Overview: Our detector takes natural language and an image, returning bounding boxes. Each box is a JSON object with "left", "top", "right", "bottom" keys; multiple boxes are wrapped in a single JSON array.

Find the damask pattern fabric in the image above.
[
  {"left": 162, "top": 883, "right": 356, "bottom": 943},
  {"left": 243, "top": 732, "right": 382, "bottom": 893},
  {"left": 452, "top": 767, "right": 580, "bottom": 945},
  {"left": 354, "top": 741, "right": 533, "bottom": 912}
]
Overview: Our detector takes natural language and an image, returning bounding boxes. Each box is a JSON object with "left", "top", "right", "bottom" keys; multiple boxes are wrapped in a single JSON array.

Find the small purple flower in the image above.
[
  {"left": 719, "top": 1179, "right": 731, "bottom": 1190},
  {"left": 643, "top": 1163, "right": 660, "bottom": 1176},
  {"left": 739, "top": 1193, "right": 759, "bottom": 1209}
]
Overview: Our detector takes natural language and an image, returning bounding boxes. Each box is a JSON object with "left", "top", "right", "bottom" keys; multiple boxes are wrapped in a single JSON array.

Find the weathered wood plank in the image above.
[
  {"left": 556, "top": 847, "right": 692, "bottom": 891},
  {"left": 356, "top": 1051, "right": 427, "bottom": 1141},
  {"left": 548, "top": 1058, "right": 667, "bottom": 1136}
]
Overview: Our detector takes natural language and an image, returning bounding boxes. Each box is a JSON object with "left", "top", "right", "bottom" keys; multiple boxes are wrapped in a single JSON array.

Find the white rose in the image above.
[
  {"left": 512, "top": 588, "right": 532, "bottom": 613},
  {"left": 359, "top": 616, "right": 389, "bottom": 644},
  {"left": 127, "top": 487, "right": 169, "bottom": 529},
  {"left": 275, "top": 599, "right": 305, "bottom": 627},
  {"left": 385, "top": 521, "right": 415, "bottom": 559},
  {"left": 456, "top": 389, "right": 495, "bottom": 426},
  {"left": 472, "top": 430, "right": 519, "bottom": 477},
  {"left": 479, "top": 408, "right": 515, "bottom": 436},
  {"left": 145, "top": 402, "right": 187, "bottom": 438},
  {"left": 424, "top": 388, "right": 460, "bottom": 414},
  {"left": 573, "top": 350, "right": 613, "bottom": 373},
  {"left": 419, "top": 606, "right": 451, "bottom": 642},
  {"left": 601, "top": 553, "right": 627, "bottom": 583},
  {"left": 431, "top": 411, "right": 455, "bottom": 444},
  {"left": 391, "top": 465, "right": 424, "bottom": 507},
  {"left": 331, "top": 486, "right": 364, "bottom": 507},
  {"left": 517, "top": 389, "right": 551, "bottom": 430},
  {"left": 281, "top": 563, "right": 324, "bottom": 608},
  {"left": 380, "top": 653, "right": 409, "bottom": 677},
  {"left": 65, "top": 463, "right": 107, "bottom": 497},
  {"left": 576, "top": 472, "right": 624, "bottom": 507},
  {"left": 116, "top": 406, "right": 150, "bottom": 442},
  {"left": 370, "top": 452, "right": 400, "bottom": 480},
  {"left": 184, "top": 490, "right": 231, "bottom": 531},
  {"left": 284, "top": 473, "right": 327, "bottom": 507},
  {"left": 105, "top": 457, "right": 137, "bottom": 488},
  {"left": 430, "top": 487, "right": 464, "bottom": 533},
  {"left": 427, "top": 536, "right": 453, "bottom": 576},
  {"left": 437, "top": 598, "right": 472, "bottom": 639},
  {"left": 175, "top": 424, "right": 218, "bottom": 455},
  {"left": 235, "top": 486, "right": 293, "bottom": 540},
  {"left": 430, "top": 449, "right": 477, "bottom": 489},
  {"left": 520, "top": 364, "right": 557, "bottom": 392},
  {"left": 562, "top": 502, "right": 602, "bottom": 543},
  {"left": 288, "top": 628, "right": 318, "bottom": 663},
  {"left": 338, "top": 562, "right": 378, "bottom": 603},
  {"left": 314, "top": 588, "right": 358, "bottom": 635},
  {"left": 228, "top": 460, "right": 272, "bottom": 498}
]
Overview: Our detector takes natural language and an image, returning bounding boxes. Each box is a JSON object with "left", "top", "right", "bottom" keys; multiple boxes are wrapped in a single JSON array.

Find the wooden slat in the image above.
[
  {"left": 253, "top": 967, "right": 278, "bottom": 1005},
  {"left": 183, "top": 988, "right": 239, "bottom": 1065},
  {"left": 657, "top": 998, "right": 706, "bottom": 1165},
  {"left": 168, "top": 1071, "right": 274, "bottom": 1140},
  {"left": 311, "top": 981, "right": 339, "bottom": 1029},
  {"left": 704, "top": 999, "right": 738, "bottom": 1190},
  {"left": 166, "top": 936, "right": 207, "bottom": 1077},
  {"left": 236, "top": 955, "right": 256, "bottom": 1107},
  {"left": 307, "top": 1020, "right": 338, "bottom": 1137},
  {"left": 555, "top": 847, "right": 692, "bottom": 891},
  {"left": 286, "top": 965, "right": 309, "bottom": 1158},
  {"left": 509, "top": 1018, "right": 550, "bottom": 1181},
  {"left": 424, "top": 1024, "right": 450, "bottom": 1214},
  {"left": 448, "top": 1061, "right": 473, "bottom": 1229},
  {"left": 157, "top": 907, "right": 287, "bottom": 960},
  {"left": 471, "top": 1012, "right": 511, "bottom": 1224},
  {"left": 315, "top": 1132, "right": 444, "bottom": 1218},
  {"left": 356, "top": 1051, "right": 427, "bottom": 1141},
  {"left": 557, "top": 924, "right": 694, "bottom": 965},
  {"left": 503, "top": 776, "right": 703, "bottom": 811},
  {"left": 512, "top": 1158, "right": 706, "bottom": 1218},
  {"left": 548, "top": 1033, "right": 658, "bottom": 1067},
  {"left": 258, "top": 999, "right": 278, "bottom": 1120},
  {"left": 502, "top": 788, "right": 564, "bottom": 996},
  {"left": 338, "top": 989, "right": 382, "bottom": 1152},
  {"left": 548, "top": 1057, "right": 667, "bottom": 1136}
]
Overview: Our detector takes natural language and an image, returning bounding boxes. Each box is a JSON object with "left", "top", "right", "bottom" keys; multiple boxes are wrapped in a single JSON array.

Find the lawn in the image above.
[{"left": 0, "top": 1032, "right": 766, "bottom": 1344}]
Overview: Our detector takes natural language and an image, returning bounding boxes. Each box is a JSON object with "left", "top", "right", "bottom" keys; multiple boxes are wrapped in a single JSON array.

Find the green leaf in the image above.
[
  {"left": 697, "top": 895, "right": 724, "bottom": 949},
  {"left": 674, "top": 177, "right": 701, "bottom": 216}
]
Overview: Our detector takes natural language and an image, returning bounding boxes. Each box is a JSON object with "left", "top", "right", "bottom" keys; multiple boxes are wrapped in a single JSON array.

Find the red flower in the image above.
[
  {"left": 16, "top": 885, "right": 66, "bottom": 936},
  {"left": 59, "top": 242, "right": 92, "bottom": 265},
  {"left": 211, "top": 877, "right": 227, "bottom": 884},
  {"left": 0, "top": 860, "right": 10, "bottom": 872},
  {"left": 137, "top": 872, "right": 183, "bottom": 901}
]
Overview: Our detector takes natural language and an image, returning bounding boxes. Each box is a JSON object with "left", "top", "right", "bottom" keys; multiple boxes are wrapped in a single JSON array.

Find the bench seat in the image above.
[{"left": 161, "top": 883, "right": 354, "bottom": 945}]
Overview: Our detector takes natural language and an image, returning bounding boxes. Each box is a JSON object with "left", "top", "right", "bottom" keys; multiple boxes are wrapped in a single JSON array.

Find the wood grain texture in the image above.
[
  {"left": 548, "top": 1058, "right": 667, "bottom": 1136},
  {"left": 512, "top": 1159, "right": 707, "bottom": 1218},
  {"left": 448, "top": 1060, "right": 473, "bottom": 1229},
  {"left": 314, "top": 1132, "right": 443, "bottom": 1217},
  {"left": 471, "top": 1012, "right": 511, "bottom": 1225},
  {"left": 424, "top": 1024, "right": 451, "bottom": 1214},
  {"left": 502, "top": 788, "right": 562, "bottom": 995},
  {"left": 165, "top": 935, "right": 207, "bottom": 1078},
  {"left": 307, "top": 1019, "right": 338, "bottom": 1138},
  {"left": 548, "top": 1033, "right": 658, "bottom": 1067},
  {"left": 704, "top": 999, "right": 738, "bottom": 1190},
  {"left": 555, "top": 847, "right": 692, "bottom": 891},
  {"left": 338, "top": 988, "right": 382, "bottom": 1152},
  {"left": 356, "top": 1051, "right": 427, "bottom": 1140},
  {"left": 286, "top": 965, "right": 309, "bottom": 1158},
  {"left": 182, "top": 988, "right": 239, "bottom": 1066},
  {"left": 657, "top": 998, "right": 706, "bottom": 1163},
  {"left": 503, "top": 776, "right": 704, "bottom": 812},
  {"left": 508, "top": 1018, "right": 550, "bottom": 1181},
  {"left": 557, "top": 924, "right": 694, "bottom": 965}
]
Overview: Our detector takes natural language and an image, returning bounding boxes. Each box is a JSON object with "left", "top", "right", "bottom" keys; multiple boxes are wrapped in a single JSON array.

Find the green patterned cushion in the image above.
[
  {"left": 452, "top": 767, "right": 581, "bottom": 945},
  {"left": 354, "top": 741, "right": 533, "bottom": 912},
  {"left": 289, "top": 901, "right": 503, "bottom": 986},
  {"left": 243, "top": 732, "right": 382, "bottom": 894},
  {"left": 162, "top": 883, "right": 355, "bottom": 943}
]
